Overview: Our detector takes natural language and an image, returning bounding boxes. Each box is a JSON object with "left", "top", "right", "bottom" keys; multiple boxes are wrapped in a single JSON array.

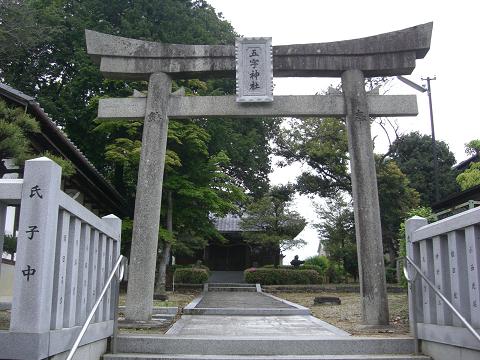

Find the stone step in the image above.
[
  {"left": 208, "top": 286, "right": 257, "bottom": 292},
  {"left": 207, "top": 283, "right": 255, "bottom": 287},
  {"left": 182, "top": 308, "right": 310, "bottom": 316},
  {"left": 114, "top": 336, "right": 417, "bottom": 356},
  {"left": 104, "top": 354, "right": 430, "bottom": 360}
]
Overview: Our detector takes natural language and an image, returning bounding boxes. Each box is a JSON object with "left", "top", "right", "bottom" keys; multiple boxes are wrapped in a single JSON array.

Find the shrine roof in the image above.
[{"left": 214, "top": 214, "right": 243, "bottom": 233}]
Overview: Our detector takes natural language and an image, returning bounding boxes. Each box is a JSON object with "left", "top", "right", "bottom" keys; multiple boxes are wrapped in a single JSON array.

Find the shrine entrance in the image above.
[{"left": 86, "top": 22, "right": 433, "bottom": 325}]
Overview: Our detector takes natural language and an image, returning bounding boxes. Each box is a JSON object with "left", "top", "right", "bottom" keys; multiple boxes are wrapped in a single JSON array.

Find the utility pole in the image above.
[
  {"left": 397, "top": 75, "right": 439, "bottom": 202},
  {"left": 422, "top": 76, "right": 439, "bottom": 202}
]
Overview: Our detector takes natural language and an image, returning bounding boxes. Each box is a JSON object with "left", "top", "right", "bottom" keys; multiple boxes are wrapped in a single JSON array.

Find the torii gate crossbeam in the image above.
[{"left": 86, "top": 22, "right": 433, "bottom": 325}]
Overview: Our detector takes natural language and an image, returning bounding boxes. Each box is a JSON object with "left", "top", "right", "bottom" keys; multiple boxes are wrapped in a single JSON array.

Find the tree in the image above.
[
  {"left": 0, "top": 0, "right": 58, "bottom": 81},
  {"left": 314, "top": 194, "right": 358, "bottom": 280},
  {"left": 97, "top": 115, "right": 246, "bottom": 242},
  {"left": 97, "top": 115, "right": 246, "bottom": 297},
  {"left": 376, "top": 157, "right": 420, "bottom": 264},
  {"left": 388, "top": 132, "right": 458, "bottom": 205},
  {"left": 456, "top": 139, "right": 480, "bottom": 190},
  {"left": 240, "top": 185, "right": 307, "bottom": 266},
  {"left": 0, "top": 0, "right": 238, "bottom": 169},
  {"left": 275, "top": 117, "right": 350, "bottom": 197},
  {"left": 1, "top": 1, "right": 278, "bottom": 200},
  {"left": 457, "top": 163, "right": 480, "bottom": 191},
  {"left": 202, "top": 117, "right": 280, "bottom": 198}
]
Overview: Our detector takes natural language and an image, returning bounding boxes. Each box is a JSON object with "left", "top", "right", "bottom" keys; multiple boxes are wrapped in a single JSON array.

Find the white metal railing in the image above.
[
  {"left": 405, "top": 208, "right": 480, "bottom": 351},
  {"left": 66, "top": 255, "right": 126, "bottom": 360},
  {"left": 0, "top": 157, "right": 122, "bottom": 359}
]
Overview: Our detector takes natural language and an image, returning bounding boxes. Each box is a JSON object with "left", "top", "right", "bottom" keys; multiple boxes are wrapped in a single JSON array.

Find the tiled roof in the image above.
[{"left": 214, "top": 213, "right": 243, "bottom": 232}]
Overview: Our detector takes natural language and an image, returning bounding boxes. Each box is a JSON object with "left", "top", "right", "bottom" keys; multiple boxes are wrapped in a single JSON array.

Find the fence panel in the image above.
[
  {"left": 407, "top": 207, "right": 480, "bottom": 351},
  {"left": 0, "top": 157, "right": 122, "bottom": 359}
]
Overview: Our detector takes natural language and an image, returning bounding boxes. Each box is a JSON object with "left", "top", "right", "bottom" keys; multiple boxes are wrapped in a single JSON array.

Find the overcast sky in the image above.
[{"left": 207, "top": 0, "right": 480, "bottom": 261}]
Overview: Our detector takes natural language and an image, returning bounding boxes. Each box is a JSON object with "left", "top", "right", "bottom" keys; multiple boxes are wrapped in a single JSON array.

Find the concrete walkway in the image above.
[
  {"left": 167, "top": 314, "right": 348, "bottom": 336},
  {"left": 197, "top": 292, "right": 292, "bottom": 309},
  {"left": 168, "top": 285, "right": 349, "bottom": 337}
]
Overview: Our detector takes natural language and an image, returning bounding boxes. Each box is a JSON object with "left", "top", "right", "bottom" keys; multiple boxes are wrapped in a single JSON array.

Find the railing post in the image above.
[
  {"left": 405, "top": 216, "right": 428, "bottom": 338},
  {"left": 465, "top": 225, "right": 480, "bottom": 327},
  {"left": 10, "top": 157, "right": 62, "bottom": 333},
  {"left": 447, "top": 230, "right": 470, "bottom": 327},
  {"left": 102, "top": 214, "right": 122, "bottom": 320},
  {"left": 102, "top": 215, "right": 122, "bottom": 353}
]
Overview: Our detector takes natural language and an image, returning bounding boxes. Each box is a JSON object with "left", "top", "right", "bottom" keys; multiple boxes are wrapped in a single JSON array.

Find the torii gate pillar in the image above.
[
  {"left": 342, "top": 69, "right": 389, "bottom": 324},
  {"left": 125, "top": 73, "right": 171, "bottom": 320}
]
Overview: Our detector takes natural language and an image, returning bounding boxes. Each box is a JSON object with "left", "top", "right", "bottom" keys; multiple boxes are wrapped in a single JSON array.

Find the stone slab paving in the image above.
[
  {"left": 196, "top": 292, "right": 292, "bottom": 309},
  {"left": 167, "top": 315, "right": 349, "bottom": 337}
]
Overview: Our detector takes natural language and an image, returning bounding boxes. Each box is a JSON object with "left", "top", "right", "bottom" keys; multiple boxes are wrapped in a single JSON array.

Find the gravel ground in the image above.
[
  {"left": 269, "top": 291, "right": 410, "bottom": 337},
  {"left": 119, "top": 290, "right": 199, "bottom": 308},
  {"left": 118, "top": 291, "right": 199, "bottom": 334}
]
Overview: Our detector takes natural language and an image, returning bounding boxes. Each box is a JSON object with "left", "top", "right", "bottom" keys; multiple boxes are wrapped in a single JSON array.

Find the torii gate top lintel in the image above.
[{"left": 85, "top": 22, "right": 432, "bottom": 80}]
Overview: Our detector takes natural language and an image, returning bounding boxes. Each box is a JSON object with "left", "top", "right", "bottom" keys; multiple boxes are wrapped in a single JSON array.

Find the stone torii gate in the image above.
[{"left": 86, "top": 22, "right": 432, "bottom": 325}]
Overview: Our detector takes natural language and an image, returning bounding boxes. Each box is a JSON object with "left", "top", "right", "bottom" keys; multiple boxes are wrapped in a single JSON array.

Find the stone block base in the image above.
[
  {"left": 421, "top": 339, "right": 480, "bottom": 360},
  {"left": 49, "top": 338, "right": 107, "bottom": 360}
]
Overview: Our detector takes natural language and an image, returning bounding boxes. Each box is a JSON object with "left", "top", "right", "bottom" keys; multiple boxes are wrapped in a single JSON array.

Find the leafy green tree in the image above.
[
  {"left": 96, "top": 115, "right": 246, "bottom": 297},
  {"left": 457, "top": 163, "right": 480, "bottom": 191},
  {"left": 0, "top": 0, "right": 58, "bottom": 81},
  {"left": 275, "top": 117, "right": 350, "bottom": 197},
  {"left": 96, "top": 116, "right": 246, "bottom": 245},
  {"left": 202, "top": 117, "right": 280, "bottom": 198},
  {"left": 456, "top": 139, "right": 480, "bottom": 190},
  {"left": 240, "top": 185, "right": 307, "bottom": 266},
  {"left": 314, "top": 194, "right": 358, "bottom": 280},
  {"left": 388, "top": 132, "right": 458, "bottom": 205},
  {"left": 1, "top": 0, "right": 277, "bottom": 199},
  {"left": 0, "top": 0, "right": 237, "bottom": 169},
  {"left": 376, "top": 158, "right": 420, "bottom": 264}
]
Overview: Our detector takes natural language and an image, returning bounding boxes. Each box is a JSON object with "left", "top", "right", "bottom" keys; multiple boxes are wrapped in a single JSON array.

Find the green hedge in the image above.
[
  {"left": 174, "top": 268, "right": 209, "bottom": 284},
  {"left": 244, "top": 268, "right": 321, "bottom": 285},
  {"left": 259, "top": 264, "right": 325, "bottom": 276},
  {"left": 169, "top": 264, "right": 210, "bottom": 275}
]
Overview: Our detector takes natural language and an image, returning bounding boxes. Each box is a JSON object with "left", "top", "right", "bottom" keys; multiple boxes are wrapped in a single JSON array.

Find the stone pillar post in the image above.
[
  {"left": 125, "top": 72, "right": 171, "bottom": 321},
  {"left": 10, "top": 157, "right": 62, "bottom": 333},
  {"left": 341, "top": 69, "right": 389, "bottom": 325}
]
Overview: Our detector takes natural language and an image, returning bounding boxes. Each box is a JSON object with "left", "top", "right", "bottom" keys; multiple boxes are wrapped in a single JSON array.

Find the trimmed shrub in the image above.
[
  {"left": 257, "top": 264, "right": 325, "bottom": 276},
  {"left": 244, "top": 268, "right": 321, "bottom": 285},
  {"left": 304, "top": 255, "right": 329, "bottom": 274},
  {"left": 174, "top": 268, "right": 209, "bottom": 284},
  {"left": 169, "top": 264, "right": 210, "bottom": 275},
  {"left": 300, "top": 264, "right": 325, "bottom": 276}
]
